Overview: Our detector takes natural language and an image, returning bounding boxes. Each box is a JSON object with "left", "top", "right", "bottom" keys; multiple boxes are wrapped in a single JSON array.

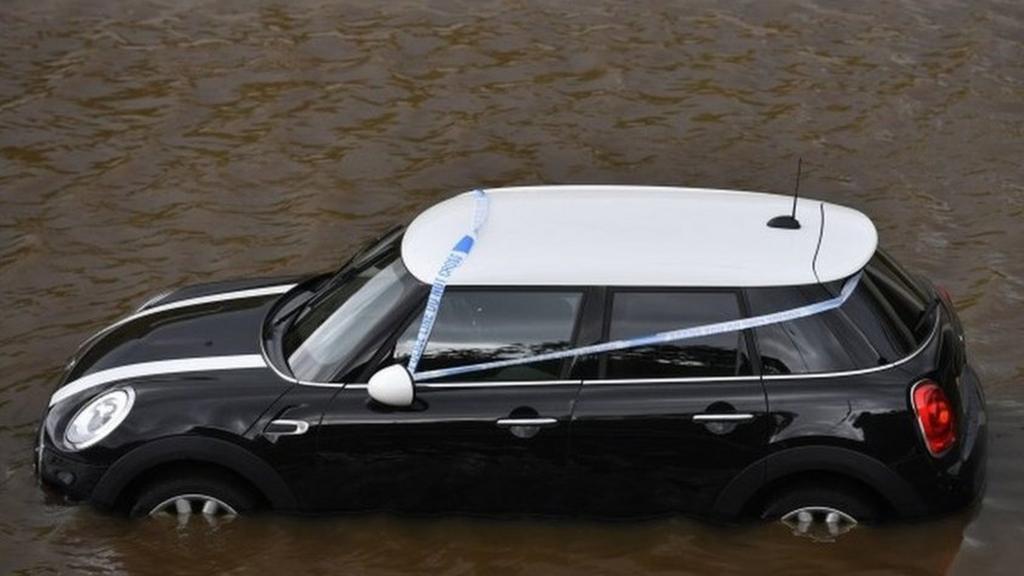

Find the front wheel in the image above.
[{"left": 129, "top": 469, "right": 257, "bottom": 519}]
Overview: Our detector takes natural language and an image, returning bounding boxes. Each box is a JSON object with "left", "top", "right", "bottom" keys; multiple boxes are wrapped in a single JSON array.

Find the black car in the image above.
[{"left": 37, "top": 186, "right": 986, "bottom": 536}]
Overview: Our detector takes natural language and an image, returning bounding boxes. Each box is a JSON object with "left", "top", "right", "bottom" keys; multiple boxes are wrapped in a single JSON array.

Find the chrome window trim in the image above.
[
  {"left": 260, "top": 325, "right": 324, "bottom": 386},
  {"left": 420, "top": 380, "right": 580, "bottom": 389},
  {"left": 262, "top": 355, "right": 302, "bottom": 384},
  {"left": 298, "top": 380, "right": 347, "bottom": 388},
  {"left": 588, "top": 375, "right": 760, "bottom": 385},
  {"left": 345, "top": 380, "right": 580, "bottom": 391},
  {"left": 760, "top": 312, "right": 938, "bottom": 380},
  {"left": 586, "top": 312, "right": 938, "bottom": 385},
  {"left": 281, "top": 299, "right": 939, "bottom": 390}
]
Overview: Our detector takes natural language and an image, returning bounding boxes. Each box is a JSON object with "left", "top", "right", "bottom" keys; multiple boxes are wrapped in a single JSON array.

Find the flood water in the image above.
[{"left": 1, "top": 0, "right": 1023, "bottom": 573}]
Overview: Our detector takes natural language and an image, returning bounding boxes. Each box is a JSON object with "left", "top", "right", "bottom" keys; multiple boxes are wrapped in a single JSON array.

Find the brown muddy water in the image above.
[{"left": 1, "top": 0, "right": 1023, "bottom": 574}]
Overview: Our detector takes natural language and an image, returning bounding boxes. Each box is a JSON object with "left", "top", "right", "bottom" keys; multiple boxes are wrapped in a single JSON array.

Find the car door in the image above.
[
  {"left": 567, "top": 288, "right": 770, "bottom": 516},
  {"left": 313, "top": 288, "right": 589, "bottom": 514}
]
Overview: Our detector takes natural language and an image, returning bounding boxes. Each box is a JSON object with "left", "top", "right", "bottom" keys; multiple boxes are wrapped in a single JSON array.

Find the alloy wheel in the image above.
[
  {"left": 148, "top": 493, "right": 238, "bottom": 521},
  {"left": 780, "top": 506, "right": 857, "bottom": 542}
]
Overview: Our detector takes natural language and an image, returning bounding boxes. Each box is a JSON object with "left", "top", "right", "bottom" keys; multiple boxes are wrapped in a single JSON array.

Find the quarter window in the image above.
[
  {"left": 861, "top": 250, "right": 934, "bottom": 350},
  {"left": 599, "top": 291, "right": 752, "bottom": 379},
  {"left": 746, "top": 280, "right": 899, "bottom": 375},
  {"left": 392, "top": 291, "right": 584, "bottom": 382}
]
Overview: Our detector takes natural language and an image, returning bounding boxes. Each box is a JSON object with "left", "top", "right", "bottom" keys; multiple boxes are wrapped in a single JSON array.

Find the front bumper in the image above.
[{"left": 35, "top": 421, "right": 110, "bottom": 503}]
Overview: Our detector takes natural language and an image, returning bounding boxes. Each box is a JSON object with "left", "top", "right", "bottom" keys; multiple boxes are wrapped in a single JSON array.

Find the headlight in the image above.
[{"left": 63, "top": 388, "right": 135, "bottom": 451}]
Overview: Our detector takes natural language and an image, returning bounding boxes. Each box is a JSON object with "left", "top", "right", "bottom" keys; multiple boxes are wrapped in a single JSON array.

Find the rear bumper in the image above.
[
  {"left": 949, "top": 363, "right": 988, "bottom": 506},
  {"left": 911, "top": 362, "right": 987, "bottom": 514}
]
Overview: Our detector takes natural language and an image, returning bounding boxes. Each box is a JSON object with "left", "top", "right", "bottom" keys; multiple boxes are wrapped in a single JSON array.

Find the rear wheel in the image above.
[
  {"left": 760, "top": 480, "right": 881, "bottom": 540},
  {"left": 129, "top": 469, "right": 257, "bottom": 519}
]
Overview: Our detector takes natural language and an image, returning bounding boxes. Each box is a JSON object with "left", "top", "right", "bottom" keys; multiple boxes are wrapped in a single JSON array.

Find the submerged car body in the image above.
[{"left": 37, "top": 186, "right": 986, "bottom": 523}]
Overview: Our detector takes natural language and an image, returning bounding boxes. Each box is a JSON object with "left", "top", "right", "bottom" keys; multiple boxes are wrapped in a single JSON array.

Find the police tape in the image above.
[
  {"left": 412, "top": 272, "right": 861, "bottom": 381},
  {"left": 405, "top": 188, "right": 489, "bottom": 375},
  {"left": 406, "top": 188, "right": 862, "bottom": 382}
]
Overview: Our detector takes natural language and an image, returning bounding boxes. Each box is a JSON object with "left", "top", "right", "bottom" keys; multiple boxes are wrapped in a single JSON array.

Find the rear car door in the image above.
[
  {"left": 568, "top": 288, "right": 769, "bottom": 516},
  {"left": 313, "top": 288, "right": 588, "bottom": 514}
]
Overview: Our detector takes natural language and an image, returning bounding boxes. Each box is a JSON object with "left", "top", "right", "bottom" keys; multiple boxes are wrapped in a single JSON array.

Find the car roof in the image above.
[{"left": 401, "top": 185, "right": 878, "bottom": 287}]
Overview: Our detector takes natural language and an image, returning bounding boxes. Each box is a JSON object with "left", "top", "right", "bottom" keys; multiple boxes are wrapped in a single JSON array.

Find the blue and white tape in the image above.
[
  {"left": 406, "top": 187, "right": 861, "bottom": 382},
  {"left": 406, "top": 189, "right": 490, "bottom": 375},
  {"left": 412, "top": 273, "right": 861, "bottom": 381}
]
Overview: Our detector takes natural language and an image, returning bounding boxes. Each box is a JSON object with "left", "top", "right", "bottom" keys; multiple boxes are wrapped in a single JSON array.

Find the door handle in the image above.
[
  {"left": 496, "top": 417, "right": 559, "bottom": 428},
  {"left": 263, "top": 419, "right": 310, "bottom": 442},
  {"left": 692, "top": 413, "right": 755, "bottom": 422}
]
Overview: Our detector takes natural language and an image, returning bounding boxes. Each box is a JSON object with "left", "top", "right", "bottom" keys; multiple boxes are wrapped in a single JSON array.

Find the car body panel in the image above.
[
  {"left": 90, "top": 435, "right": 300, "bottom": 511},
  {"left": 64, "top": 278, "right": 299, "bottom": 384},
  {"left": 313, "top": 382, "right": 580, "bottom": 514},
  {"left": 569, "top": 379, "right": 769, "bottom": 516},
  {"left": 38, "top": 277, "right": 306, "bottom": 507}
]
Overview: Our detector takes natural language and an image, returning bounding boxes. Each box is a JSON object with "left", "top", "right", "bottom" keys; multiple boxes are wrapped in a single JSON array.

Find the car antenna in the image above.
[{"left": 767, "top": 157, "right": 803, "bottom": 229}]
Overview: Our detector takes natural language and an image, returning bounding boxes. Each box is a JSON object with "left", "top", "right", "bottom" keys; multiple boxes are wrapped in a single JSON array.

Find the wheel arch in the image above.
[
  {"left": 90, "top": 436, "right": 298, "bottom": 512},
  {"left": 713, "top": 445, "right": 928, "bottom": 520}
]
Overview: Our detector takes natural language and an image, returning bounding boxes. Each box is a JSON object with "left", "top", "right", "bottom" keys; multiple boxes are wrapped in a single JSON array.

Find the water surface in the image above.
[{"left": 2, "top": 1, "right": 1023, "bottom": 574}]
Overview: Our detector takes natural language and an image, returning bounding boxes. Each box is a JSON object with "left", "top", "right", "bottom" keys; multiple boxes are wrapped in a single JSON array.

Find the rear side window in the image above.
[
  {"left": 864, "top": 250, "right": 931, "bottom": 344},
  {"left": 392, "top": 291, "right": 583, "bottom": 382},
  {"left": 748, "top": 251, "right": 934, "bottom": 375},
  {"left": 598, "top": 291, "right": 752, "bottom": 379},
  {"left": 746, "top": 284, "right": 873, "bottom": 375},
  {"left": 833, "top": 276, "right": 914, "bottom": 363}
]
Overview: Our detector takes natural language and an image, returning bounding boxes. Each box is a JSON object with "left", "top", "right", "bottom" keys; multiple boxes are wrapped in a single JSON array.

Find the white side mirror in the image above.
[{"left": 367, "top": 364, "right": 415, "bottom": 407}]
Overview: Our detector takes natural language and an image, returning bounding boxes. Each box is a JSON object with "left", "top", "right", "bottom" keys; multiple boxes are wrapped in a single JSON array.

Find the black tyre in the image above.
[
  {"left": 760, "top": 480, "right": 882, "bottom": 523},
  {"left": 129, "top": 469, "right": 257, "bottom": 518}
]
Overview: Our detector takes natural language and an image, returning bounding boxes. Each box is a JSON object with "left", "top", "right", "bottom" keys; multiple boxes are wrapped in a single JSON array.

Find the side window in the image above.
[
  {"left": 392, "top": 290, "right": 583, "bottom": 382},
  {"left": 599, "top": 291, "right": 752, "bottom": 379},
  {"left": 833, "top": 275, "right": 913, "bottom": 363},
  {"left": 747, "top": 283, "right": 880, "bottom": 375},
  {"left": 867, "top": 250, "right": 927, "bottom": 336},
  {"left": 863, "top": 251, "right": 931, "bottom": 347}
]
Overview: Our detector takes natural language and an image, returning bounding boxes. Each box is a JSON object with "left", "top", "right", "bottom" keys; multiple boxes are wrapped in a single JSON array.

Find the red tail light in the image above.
[
  {"left": 936, "top": 284, "right": 953, "bottom": 306},
  {"left": 912, "top": 380, "right": 957, "bottom": 456}
]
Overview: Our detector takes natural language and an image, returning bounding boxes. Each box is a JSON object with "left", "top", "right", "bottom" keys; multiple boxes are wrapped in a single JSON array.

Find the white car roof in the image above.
[{"left": 401, "top": 186, "right": 878, "bottom": 287}]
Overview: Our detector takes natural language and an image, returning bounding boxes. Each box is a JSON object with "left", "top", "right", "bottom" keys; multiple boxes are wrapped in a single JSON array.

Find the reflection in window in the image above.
[
  {"left": 601, "top": 291, "right": 751, "bottom": 379},
  {"left": 393, "top": 291, "right": 583, "bottom": 382},
  {"left": 287, "top": 258, "right": 421, "bottom": 382},
  {"left": 747, "top": 280, "right": 896, "bottom": 375}
]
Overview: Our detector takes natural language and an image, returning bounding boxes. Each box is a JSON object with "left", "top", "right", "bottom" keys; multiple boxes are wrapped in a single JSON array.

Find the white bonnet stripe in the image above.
[
  {"left": 49, "top": 355, "right": 268, "bottom": 406},
  {"left": 141, "top": 285, "right": 296, "bottom": 318},
  {"left": 87, "top": 284, "right": 296, "bottom": 344},
  {"left": 52, "top": 284, "right": 294, "bottom": 406}
]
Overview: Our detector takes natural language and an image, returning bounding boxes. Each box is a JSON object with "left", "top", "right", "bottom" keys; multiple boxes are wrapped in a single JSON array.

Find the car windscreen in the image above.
[{"left": 284, "top": 250, "right": 422, "bottom": 382}]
